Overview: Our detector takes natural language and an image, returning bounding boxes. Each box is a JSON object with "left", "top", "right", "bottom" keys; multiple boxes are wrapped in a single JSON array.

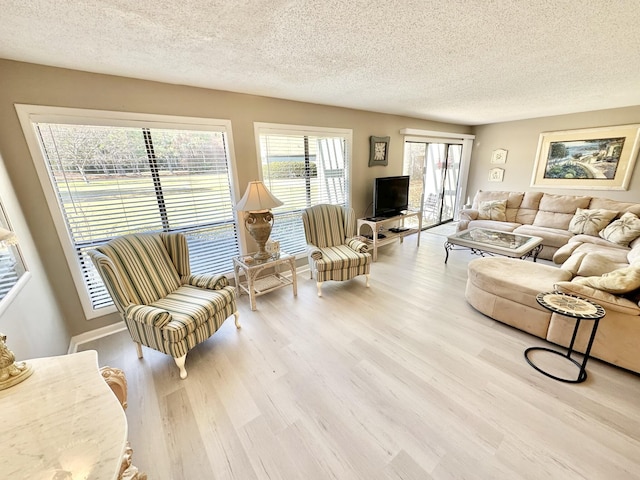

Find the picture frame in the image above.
[
  {"left": 531, "top": 124, "right": 640, "bottom": 190},
  {"left": 369, "top": 136, "right": 390, "bottom": 167},
  {"left": 490, "top": 148, "right": 507, "bottom": 164},
  {"left": 488, "top": 167, "right": 504, "bottom": 182}
]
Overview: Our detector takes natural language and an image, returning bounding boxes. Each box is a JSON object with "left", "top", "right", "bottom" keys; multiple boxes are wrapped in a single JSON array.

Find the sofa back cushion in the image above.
[
  {"left": 588, "top": 197, "right": 640, "bottom": 218},
  {"left": 473, "top": 190, "right": 523, "bottom": 222},
  {"left": 532, "top": 193, "right": 591, "bottom": 230},
  {"left": 515, "top": 191, "right": 543, "bottom": 225}
]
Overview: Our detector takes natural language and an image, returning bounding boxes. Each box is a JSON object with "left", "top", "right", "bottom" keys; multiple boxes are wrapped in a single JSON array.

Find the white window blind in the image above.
[
  {"left": 257, "top": 127, "right": 351, "bottom": 255},
  {"left": 33, "top": 122, "right": 239, "bottom": 311}
]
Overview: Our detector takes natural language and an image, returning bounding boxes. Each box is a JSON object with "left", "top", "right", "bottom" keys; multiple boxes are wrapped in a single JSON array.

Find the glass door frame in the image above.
[{"left": 400, "top": 128, "right": 475, "bottom": 227}]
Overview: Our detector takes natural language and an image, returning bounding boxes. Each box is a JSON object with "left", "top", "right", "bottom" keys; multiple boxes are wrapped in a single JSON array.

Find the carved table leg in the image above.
[{"left": 101, "top": 366, "right": 147, "bottom": 480}]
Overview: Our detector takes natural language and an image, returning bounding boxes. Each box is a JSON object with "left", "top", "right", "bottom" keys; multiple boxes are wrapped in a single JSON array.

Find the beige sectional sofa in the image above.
[
  {"left": 458, "top": 190, "right": 640, "bottom": 261},
  {"left": 460, "top": 190, "right": 640, "bottom": 374}
]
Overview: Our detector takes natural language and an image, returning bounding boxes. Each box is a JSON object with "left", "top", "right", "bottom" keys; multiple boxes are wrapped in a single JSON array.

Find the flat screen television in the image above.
[{"left": 373, "top": 175, "right": 410, "bottom": 218}]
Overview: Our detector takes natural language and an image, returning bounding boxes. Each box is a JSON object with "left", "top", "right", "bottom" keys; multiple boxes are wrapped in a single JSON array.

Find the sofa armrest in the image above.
[
  {"left": 184, "top": 273, "right": 229, "bottom": 290},
  {"left": 554, "top": 281, "right": 640, "bottom": 316},
  {"left": 459, "top": 209, "right": 478, "bottom": 221},
  {"left": 125, "top": 304, "right": 172, "bottom": 328},
  {"left": 346, "top": 237, "right": 369, "bottom": 253}
]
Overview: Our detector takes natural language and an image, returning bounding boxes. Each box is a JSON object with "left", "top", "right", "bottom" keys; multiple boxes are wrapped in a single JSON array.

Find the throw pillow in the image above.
[
  {"left": 573, "top": 265, "right": 640, "bottom": 294},
  {"left": 554, "top": 281, "right": 640, "bottom": 316},
  {"left": 568, "top": 208, "right": 617, "bottom": 236},
  {"left": 599, "top": 212, "right": 640, "bottom": 246},
  {"left": 477, "top": 200, "right": 507, "bottom": 221}
]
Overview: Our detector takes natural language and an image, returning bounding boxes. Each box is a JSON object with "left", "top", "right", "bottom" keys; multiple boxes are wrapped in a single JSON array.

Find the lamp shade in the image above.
[{"left": 235, "top": 181, "right": 283, "bottom": 212}]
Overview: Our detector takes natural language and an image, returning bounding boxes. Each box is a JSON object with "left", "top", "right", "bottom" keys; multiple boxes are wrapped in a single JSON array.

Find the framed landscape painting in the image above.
[{"left": 530, "top": 124, "right": 640, "bottom": 190}]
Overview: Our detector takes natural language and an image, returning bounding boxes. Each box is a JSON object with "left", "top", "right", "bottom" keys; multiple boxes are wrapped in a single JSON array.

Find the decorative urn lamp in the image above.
[{"left": 235, "top": 181, "right": 283, "bottom": 260}]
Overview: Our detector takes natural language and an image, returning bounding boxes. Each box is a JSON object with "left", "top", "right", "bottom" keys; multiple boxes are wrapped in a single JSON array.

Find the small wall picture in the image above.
[
  {"left": 369, "top": 136, "right": 390, "bottom": 167},
  {"left": 488, "top": 167, "right": 504, "bottom": 182},
  {"left": 491, "top": 148, "right": 507, "bottom": 164}
]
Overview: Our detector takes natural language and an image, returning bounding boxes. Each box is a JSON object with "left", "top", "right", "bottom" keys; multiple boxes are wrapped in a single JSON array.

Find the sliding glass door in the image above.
[{"left": 403, "top": 141, "right": 464, "bottom": 228}]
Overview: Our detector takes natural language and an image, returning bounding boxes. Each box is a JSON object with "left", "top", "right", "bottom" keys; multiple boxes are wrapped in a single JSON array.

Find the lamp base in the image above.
[{"left": 244, "top": 210, "right": 275, "bottom": 261}]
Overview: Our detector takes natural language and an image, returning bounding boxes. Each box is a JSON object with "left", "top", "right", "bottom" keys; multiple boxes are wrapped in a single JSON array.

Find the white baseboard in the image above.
[{"left": 68, "top": 321, "right": 127, "bottom": 354}]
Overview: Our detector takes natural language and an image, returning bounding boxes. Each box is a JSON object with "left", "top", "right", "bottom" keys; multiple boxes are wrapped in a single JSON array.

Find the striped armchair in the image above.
[
  {"left": 89, "top": 233, "right": 239, "bottom": 379},
  {"left": 302, "top": 204, "right": 372, "bottom": 297}
]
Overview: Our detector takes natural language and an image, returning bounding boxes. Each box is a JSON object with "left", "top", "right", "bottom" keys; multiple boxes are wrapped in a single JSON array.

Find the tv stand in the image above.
[{"left": 357, "top": 211, "right": 422, "bottom": 261}]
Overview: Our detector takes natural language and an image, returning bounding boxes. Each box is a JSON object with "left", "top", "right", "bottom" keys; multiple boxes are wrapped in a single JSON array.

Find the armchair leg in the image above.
[
  {"left": 234, "top": 311, "right": 241, "bottom": 329},
  {"left": 365, "top": 274, "right": 370, "bottom": 288},
  {"left": 175, "top": 354, "right": 188, "bottom": 379},
  {"left": 317, "top": 281, "right": 323, "bottom": 297},
  {"left": 135, "top": 342, "right": 143, "bottom": 359}
]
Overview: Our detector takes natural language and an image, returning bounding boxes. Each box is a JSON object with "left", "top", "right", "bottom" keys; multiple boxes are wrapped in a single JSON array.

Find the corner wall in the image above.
[{"left": 469, "top": 106, "right": 640, "bottom": 202}]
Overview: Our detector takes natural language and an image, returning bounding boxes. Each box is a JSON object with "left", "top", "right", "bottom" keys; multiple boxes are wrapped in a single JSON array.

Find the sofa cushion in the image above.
[
  {"left": 473, "top": 190, "right": 524, "bottom": 223},
  {"left": 560, "top": 252, "right": 629, "bottom": 277},
  {"left": 467, "top": 257, "right": 572, "bottom": 311},
  {"left": 554, "top": 281, "right": 640, "bottom": 316},
  {"left": 568, "top": 208, "right": 618, "bottom": 236},
  {"left": 573, "top": 264, "right": 640, "bottom": 294},
  {"left": 515, "top": 191, "right": 543, "bottom": 225},
  {"left": 599, "top": 212, "right": 640, "bottom": 246},
  {"left": 478, "top": 200, "right": 507, "bottom": 221},
  {"left": 466, "top": 220, "right": 520, "bottom": 232},
  {"left": 588, "top": 197, "right": 640, "bottom": 218},
  {"left": 532, "top": 193, "right": 591, "bottom": 230},
  {"left": 512, "top": 225, "right": 574, "bottom": 248}
]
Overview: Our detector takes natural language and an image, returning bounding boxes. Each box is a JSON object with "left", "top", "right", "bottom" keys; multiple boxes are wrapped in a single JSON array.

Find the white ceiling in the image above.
[{"left": 1, "top": 1, "right": 639, "bottom": 126}]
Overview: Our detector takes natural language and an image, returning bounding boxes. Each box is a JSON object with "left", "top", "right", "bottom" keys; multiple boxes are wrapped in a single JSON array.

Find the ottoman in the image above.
[{"left": 466, "top": 257, "right": 572, "bottom": 338}]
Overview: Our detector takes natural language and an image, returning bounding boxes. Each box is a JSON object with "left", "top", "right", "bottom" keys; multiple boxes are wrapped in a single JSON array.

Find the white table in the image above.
[
  {"left": 233, "top": 252, "right": 298, "bottom": 311},
  {"left": 0, "top": 350, "right": 128, "bottom": 480}
]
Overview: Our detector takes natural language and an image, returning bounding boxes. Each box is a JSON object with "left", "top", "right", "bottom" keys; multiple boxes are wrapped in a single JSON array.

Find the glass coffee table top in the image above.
[{"left": 453, "top": 228, "right": 536, "bottom": 250}]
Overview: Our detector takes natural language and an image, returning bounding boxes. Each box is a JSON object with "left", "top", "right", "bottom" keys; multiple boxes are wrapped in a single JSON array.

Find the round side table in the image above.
[{"left": 525, "top": 291, "right": 606, "bottom": 383}]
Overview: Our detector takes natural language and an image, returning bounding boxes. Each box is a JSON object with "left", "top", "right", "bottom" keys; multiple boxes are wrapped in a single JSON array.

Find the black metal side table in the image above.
[{"left": 525, "top": 292, "right": 606, "bottom": 383}]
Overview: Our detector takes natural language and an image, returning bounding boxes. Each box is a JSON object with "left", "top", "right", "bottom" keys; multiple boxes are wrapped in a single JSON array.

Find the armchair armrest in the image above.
[
  {"left": 307, "top": 244, "right": 323, "bottom": 260},
  {"left": 184, "top": 273, "right": 229, "bottom": 290},
  {"left": 347, "top": 237, "right": 369, "bottom": 253},
  {"left": 125, "top": 304, "right": 172, "bottom": 328}
]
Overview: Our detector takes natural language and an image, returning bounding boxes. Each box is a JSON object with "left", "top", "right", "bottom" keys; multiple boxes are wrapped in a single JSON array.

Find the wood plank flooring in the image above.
[{"left": 79, "top": 226, "right": 640, "bottom": 479}]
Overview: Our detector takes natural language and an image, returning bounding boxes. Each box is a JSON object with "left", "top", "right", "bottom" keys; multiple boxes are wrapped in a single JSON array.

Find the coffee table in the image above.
[
  {"left": 444, "top": 228, "right": 543, "bottom": 263},
  {"left": 525, "top": 292, "right": 605, "bottom": 383}
]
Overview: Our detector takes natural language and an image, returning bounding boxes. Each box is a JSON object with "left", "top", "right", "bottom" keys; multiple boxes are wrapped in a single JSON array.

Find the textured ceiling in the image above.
[{"left": 1, "top": 0, "right": 639, "bottom": 125}]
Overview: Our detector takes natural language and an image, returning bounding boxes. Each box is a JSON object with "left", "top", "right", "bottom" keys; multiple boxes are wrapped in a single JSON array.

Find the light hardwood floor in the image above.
[{"left": 79, "top": 226, "right": 640, "bottom": 480}]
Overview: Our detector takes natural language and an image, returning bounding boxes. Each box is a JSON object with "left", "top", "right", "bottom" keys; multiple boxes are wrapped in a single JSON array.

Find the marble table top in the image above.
[{"left": 0, "top": 350, "right": 127, "bottom": 479}]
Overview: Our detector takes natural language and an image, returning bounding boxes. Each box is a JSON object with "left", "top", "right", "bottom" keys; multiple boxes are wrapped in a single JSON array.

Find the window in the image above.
[
  {"left": 17, "top": 106, "right": 240, "bottom": 318},
  {"left": 0, "top": 203, "right": 27, "bottom": 305},
  {"left": 255, "top": 124, "right": 352, "bottom": 255}
]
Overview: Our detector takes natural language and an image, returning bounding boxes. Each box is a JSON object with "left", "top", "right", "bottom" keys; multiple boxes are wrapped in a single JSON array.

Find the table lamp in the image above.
[{"left": 235, "top": 181, "right": 283, "bottom": 260}]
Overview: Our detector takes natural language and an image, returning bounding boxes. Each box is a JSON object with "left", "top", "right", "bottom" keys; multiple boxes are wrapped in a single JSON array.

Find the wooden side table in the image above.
[
  {"left": 525, "top": 292, "right": 606, "bottom": 383},
  {"left": 233, "top": 252, "right": 297, "bottom": 310}
]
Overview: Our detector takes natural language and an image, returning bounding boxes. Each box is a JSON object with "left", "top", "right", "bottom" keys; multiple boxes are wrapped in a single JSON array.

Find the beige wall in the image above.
[
  {"left": 0, "top": 153, "right": 69, "bottom": 359},
  {"left": 469, "top": 106, "right": 640, "bottom": 202},
  {"left": 0, "top": 59, "right": 470, "bottom": 343}
]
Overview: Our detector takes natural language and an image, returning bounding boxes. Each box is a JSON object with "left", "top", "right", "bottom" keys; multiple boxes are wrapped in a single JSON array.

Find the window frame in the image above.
[
  {"left": 253, "top": 122, "right": 353, "bottom": 257},
  {"left": 16, "top": 105, "right": 242, "bottom": 319}
]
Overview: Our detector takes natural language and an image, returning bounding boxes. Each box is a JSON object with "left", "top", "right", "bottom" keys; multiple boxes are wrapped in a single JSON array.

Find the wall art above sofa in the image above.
[{"left": 530, "top": 124, "right": 640, "bottom": 190}]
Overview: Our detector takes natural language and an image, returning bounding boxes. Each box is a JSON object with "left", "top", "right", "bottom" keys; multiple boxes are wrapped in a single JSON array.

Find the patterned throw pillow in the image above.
[
  {"left": 574, "top": 265, "right": 640, "bottom": 294},
  {"left": 568, "top": 208, "right": 617, "bottom": 236},
  {"left": 477, "top": 200, "right": 507, "bottom": 221},
  {"left": 599, "top": 212, "right": 640, "bottom": 246}
]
